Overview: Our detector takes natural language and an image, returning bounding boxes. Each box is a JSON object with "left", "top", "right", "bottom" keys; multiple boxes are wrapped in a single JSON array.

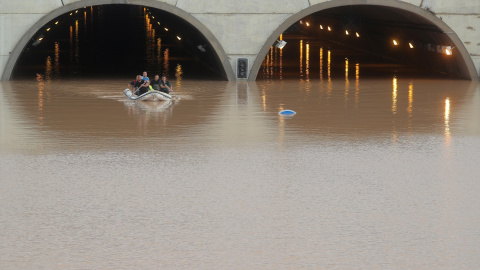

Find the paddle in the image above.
[{"left": 133, "top": 82, "right": 147, "bottom": 95}]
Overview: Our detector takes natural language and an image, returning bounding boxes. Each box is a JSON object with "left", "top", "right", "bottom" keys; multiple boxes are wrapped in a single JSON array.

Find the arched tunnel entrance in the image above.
[
  {"left": 10, "top": 4, "right": 229, "bottom": 80},
  {"left": 256, "top": 2, "right": 476, "bottom": 81}
]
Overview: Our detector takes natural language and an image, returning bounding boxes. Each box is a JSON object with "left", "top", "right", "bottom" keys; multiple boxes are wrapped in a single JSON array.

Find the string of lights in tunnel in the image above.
[
  {"left": 31, "top": 6, "right": 186, "bottom": 48},
  {"left": 30, "top": 5, "right": 455, "bottom": 74},
  {"left": 145, "top": 8, "right": 182, "bottom": 41},
  {"left": 274, "top": 20, "right": 454, "bottom": 56}
]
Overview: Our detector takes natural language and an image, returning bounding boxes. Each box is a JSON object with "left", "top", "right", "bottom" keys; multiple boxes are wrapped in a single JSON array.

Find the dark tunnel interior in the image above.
[
  {"left": 12, "top": 4, "right": 227, "bottom": 80},
  {"left": 11, "top": 4, "right": 470, "bottom": 81},
  {"left": 260, "top": 5, "right": 468, "bottom": 81}
]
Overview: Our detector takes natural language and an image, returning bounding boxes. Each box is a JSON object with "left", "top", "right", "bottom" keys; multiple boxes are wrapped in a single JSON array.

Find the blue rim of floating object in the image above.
[{"left": 278, "top": 110, "right": 296, "bottom": 116}]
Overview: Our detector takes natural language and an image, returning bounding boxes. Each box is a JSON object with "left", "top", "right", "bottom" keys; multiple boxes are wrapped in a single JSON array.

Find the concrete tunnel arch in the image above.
[
  {"left": 250, "top": 0, "right": 478, "bottom": 81},
  {"left": 2, "top": 0, "right": 235, "bottom": 81}
]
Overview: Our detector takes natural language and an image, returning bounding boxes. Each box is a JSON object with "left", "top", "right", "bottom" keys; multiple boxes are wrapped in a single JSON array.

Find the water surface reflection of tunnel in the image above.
[
  {"left": 13, "top": 5, "right": 227, "bottom": 80},
  {"left": 260, "top": 5, "right": 470, "bottom": 81}
]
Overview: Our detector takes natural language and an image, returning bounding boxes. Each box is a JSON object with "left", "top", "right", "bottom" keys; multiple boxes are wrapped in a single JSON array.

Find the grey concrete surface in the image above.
[{"left": 1, "top": 0, "right": 479, "bottom": 80}]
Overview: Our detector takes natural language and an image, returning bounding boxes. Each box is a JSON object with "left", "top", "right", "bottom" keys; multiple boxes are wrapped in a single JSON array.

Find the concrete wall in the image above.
[
  {"left": 424, "top": 0, "right": 480, "bottom": 78},
  {"left": 1, "top": 0, "right": 480, "bottom": 81}
]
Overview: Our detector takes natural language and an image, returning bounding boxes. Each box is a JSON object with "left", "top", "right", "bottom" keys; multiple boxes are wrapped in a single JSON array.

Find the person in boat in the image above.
[
  {"left": 129, "top": 75, "right": 150, "bottom": 96},
  {"left": 150, "top": 74, "right": 161, "bottom": 91},
  {"left": 141, "top": 71, "right": 149, "bottom": 81},
  {"left": 159, "top": 74, "right": 172, "bottom": 94}
]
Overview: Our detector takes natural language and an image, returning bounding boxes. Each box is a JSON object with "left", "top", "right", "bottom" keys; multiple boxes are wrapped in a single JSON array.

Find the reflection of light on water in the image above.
[
  {"left": 263, "top": 49, "right": 270, "bottom": 79},
  {"left": 355, "top": 62, "right": 360, "bottom": 106},
  {"left": 45, "top": 56, "right": 52, "bottom": 80},
  {"left": 327, "top": 50, "right": 331, "bottom": 80},
  {"left": 262, "top": 46, "right": 282, "bottom": 80},
  {"left": 145, "top": 13, "right": 151, "bottom": 30},
  {"left": 345, "top": 58, "right": 349, "bottom": 103},
  {"left": 263, "top": 46, "right": 272, "bottom": 79},
  {"left": 68, "top": 20, "right": 80, "bottom": 75},
  {"left": 261, "top": 86, "right": 267, "bottom": 112},
  {"left": 148, "top": 30, "right": 155, "bottom": 70},
  {"left": 36, "top": 74, "right": 45, "bottom": 123},
  {"left": 355, "top": 62, "right": 360, "bottom": 80},
  {"left": 163, "top": 48, "right": 170, "bottom": 77},
  {"left": 279, "top": 44, "right": 283, "bottom": 80},
  {"left": 304, "top": 43, "right": 311, "bottom": 92},
  {"left": 407, "top": 81, "right": 413, "bottom": 115},
  {"left": 279, "top": 34, "right": 283, "bottom": 80},
  {"left": 75, "top": 20, "right": 79, "bottom": 63},
  {"left": 305, "top": 43, "right": 311, "bottom": 93},
  {"left": 261, "top": 35, "right": 283, "bottom": 80},
  {"left": 54, "top": 42, "right": 60, "bottom": 78},
  {"left": 305, "top": 43, "right": 309, "bottom": 81},
  {"left": 345, "top": 58, "right": 349, "bottom": 81},
  {"left": 408, "top": 81, "right": 414, "bottom": 131},
  {"left": 156, "top": 38, "right": 162, "bottom": 72},
  {"left": 145, "top": 10, "right": 156, "bottom": 71},
  {"left": 69, "top": 26, "right": 73, "bottom": 61},
  {"left": 445, "top": 97, "right": 451, "bottom": 142},
  {"left": 319, "top": 48, "right": 323, "bottom": 82},
  {"left": 90, "top": 6, "right": 94, "bottom": 25},
  {"left": 392, "top": 76, "right": 397, "bottom": 114},
  {"left": 327, "top": 50, "right": 332, "bottom": 95},
  {"left": 175, "top": 63, "right": 183, "bottom": 87},
  {"left": 299, "top": 40, "right": 303, "bottom": 78},
  {"left": 392, "top": 76, "right": 398, "bottom": 143},
  {"left": 263, "top": 50, "right": 267, "bottom": 78},
  {"left": 270, "top": 45, "right": 274, "bottom": 78}
]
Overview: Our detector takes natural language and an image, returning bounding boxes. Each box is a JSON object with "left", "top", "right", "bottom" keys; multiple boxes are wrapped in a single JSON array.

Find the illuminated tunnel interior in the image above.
[
  {"left": 12, "top": 5, "right": 226, "bottom": 80},
  {"left": 259, "top": 5, "right": 468, "bottom": 81}
]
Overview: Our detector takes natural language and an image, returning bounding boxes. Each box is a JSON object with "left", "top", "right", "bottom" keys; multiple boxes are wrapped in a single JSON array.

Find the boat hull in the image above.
[{"left": 123, "top": 89, "right": 172, "bottom": 101}]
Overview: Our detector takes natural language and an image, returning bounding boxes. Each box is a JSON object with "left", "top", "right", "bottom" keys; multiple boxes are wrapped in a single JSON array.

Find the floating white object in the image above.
[
  {"left": 278, "top": 110, "right": 296, "bottom": 116},
  {"left": 123, "top": 89, "right": 172, "bottom": 101}
]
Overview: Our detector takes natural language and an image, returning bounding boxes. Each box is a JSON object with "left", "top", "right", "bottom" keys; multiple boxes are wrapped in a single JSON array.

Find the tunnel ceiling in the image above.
[{"left": 310, "top": 5, "right": 444, "bottom": 42}]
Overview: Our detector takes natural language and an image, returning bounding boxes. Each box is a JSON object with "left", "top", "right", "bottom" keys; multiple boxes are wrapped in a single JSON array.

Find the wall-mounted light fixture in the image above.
[
  {"left": 445, "top": 46, "right": 453, "bottom": 55},
  {"left": 32, "top": 35, "right": 44, "bottom": 47},
  {"left": 197, "top": 45, "right": 207, "bottom": 52},
  {"left": 275, "top": 40, "right": 287, "bottom": 49}
]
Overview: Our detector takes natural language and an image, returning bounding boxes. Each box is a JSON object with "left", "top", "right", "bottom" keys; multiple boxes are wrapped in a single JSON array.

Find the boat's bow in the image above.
[{"left": 123, "top": 89, "right": 173, "bottom": 101}]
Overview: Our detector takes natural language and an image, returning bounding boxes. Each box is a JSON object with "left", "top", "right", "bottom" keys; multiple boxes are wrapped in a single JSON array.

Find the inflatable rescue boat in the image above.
[{"left": 123, "top": 89, "right": 173, "bottom": 101}]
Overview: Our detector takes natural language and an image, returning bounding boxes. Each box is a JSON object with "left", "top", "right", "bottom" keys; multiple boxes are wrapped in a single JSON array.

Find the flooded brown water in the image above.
[{"left": 1, "top": 77, "right": 480, "bottom": 269}]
